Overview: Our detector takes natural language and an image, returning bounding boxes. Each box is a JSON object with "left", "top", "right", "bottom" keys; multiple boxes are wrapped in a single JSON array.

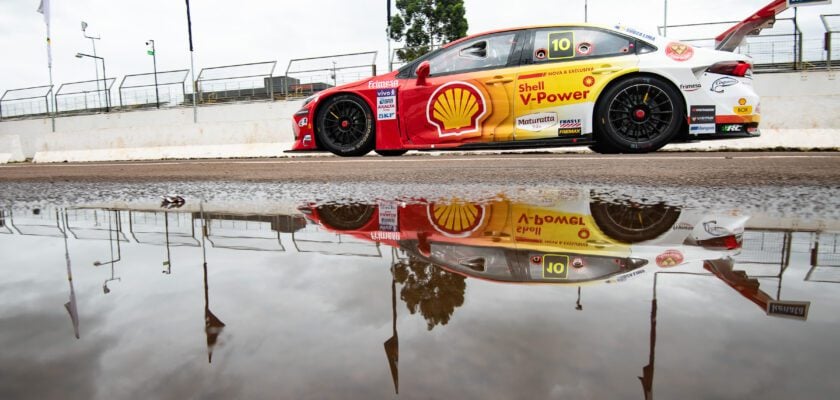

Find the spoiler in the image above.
[{"left": 715, "top": 0, "right": 789, "bottom": 52}]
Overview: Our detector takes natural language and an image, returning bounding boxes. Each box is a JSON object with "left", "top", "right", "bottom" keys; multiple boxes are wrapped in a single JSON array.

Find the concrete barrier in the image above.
[{"left": 0, "top": 70, "right": 837, "bottom": 163}]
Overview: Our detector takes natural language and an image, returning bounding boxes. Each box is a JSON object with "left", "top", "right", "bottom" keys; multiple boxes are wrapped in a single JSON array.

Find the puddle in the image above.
[{"left": 1, "top": 185, "right": 839, "bottom": 399}]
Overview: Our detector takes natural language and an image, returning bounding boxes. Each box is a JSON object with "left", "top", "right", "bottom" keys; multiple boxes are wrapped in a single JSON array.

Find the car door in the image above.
[
  {"left": 398, "top": 31, "right": 524, "bottom": 145},
  {"left": 513, "top": 27, "right": 640, "bottom": 141}
]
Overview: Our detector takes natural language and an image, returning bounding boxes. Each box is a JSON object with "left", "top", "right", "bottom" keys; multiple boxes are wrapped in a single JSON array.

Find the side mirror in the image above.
[{"left": 416, "top": 61, "right": 430, "bottom": 86}]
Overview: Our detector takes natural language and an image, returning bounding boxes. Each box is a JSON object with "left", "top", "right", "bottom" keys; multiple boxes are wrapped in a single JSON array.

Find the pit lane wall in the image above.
[{"left": 0, "top": 70, "right": 838, "bottom": 163}]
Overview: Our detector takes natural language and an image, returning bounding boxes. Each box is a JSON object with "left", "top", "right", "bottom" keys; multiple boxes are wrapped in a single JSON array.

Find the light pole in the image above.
[
  {"left": 663, "top": 0, "right": 668, "bottom": 37},
  {"left": 584, "top": 0, "right": 588, "bottom": 23},
  {"left": 75, "top": 53, "right": 110, "bottom": 112},
  {"left": 81, "top": 22, "right": 103, "bottom": 108},
  {"left": 146, "top": 40, "right": 160, "bottom": 108}
]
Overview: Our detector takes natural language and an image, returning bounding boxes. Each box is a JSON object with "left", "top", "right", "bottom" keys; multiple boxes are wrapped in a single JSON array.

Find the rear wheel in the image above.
[
  {"left": 375, "top": 149, "right": 408, "bottom": 157},
  {"left": 315, "top": 95, "right": 375, "bottom": 157},
  {"left": 592, "top": 76, "right": 684, "bottom": 153},
  {"left": 315, "top": 203, "right": 376, "bottom": 230},
  {"left": 590, "top": 201, "right": 681, "bottom": 243}
]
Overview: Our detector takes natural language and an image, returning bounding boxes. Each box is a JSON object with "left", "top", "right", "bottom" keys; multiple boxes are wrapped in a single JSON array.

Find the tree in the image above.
[
  {"left": 394, "top": 257, "right": 466, "bottom": 331},
  {"left": 389, "top": 0, "right": 469, "bottom": 63}
]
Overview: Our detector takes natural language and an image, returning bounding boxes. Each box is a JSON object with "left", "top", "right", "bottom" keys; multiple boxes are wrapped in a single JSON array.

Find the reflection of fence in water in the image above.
[
  {"left": 5, "top": 208, "right": 65, "bottom": 237},
  {"left": 0, "top": 209, "right": 12, "bottom": 234},
  {"left": 64, "top": 209, "right": 129, "bottom": 242},
  {"left": 205, "top": 215, "right": 285, "bottom": 252},
  {"left": 806, "top": 232, "right": 840, "bottom": 283},
  {"left": 733, "top": 230, "right": 790, "bottom": 277},
  {"left": 291, "top": 223, "right": 381, "bottom": 257},
  {"left": 128, "top": 211, "right": 199, "bottom": 247}
]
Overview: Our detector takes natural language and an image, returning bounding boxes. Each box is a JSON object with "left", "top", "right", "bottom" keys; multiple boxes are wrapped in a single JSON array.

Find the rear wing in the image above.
[{"left": 715, "top": 0, "right": 789, "bottom": 52}]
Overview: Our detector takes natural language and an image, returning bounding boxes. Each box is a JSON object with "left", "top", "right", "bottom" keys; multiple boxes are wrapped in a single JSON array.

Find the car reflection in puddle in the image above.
[{"left": 0, "top": 187, "right": 837, "bottom": 399}]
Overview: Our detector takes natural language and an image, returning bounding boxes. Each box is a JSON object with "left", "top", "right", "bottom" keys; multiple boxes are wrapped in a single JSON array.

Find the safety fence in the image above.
[
  {"left": 0, "top": 85, "right": 53, "bottom": 120},
  {"left": 119, "top": 69, "right": 190, "bottom": 110},
  {"left": 284, "top": 51, "right": 378, "bottom": 99},
  {"left": 4, "top": 12, "right": 840, "bottom": 122}
]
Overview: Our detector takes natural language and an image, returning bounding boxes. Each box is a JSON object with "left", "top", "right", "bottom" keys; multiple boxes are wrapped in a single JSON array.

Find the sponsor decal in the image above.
[
  {"left": 371, "top": 231, "right": 401, "bottom": 241},
  {"left": 703, "top": 220, "right": 730, "bottom": 237},
  {"left": 518, "top": 66, "right": 594, "bottom": 80},
  {"left": 427, "top": 201, "right": 486, "bottom": 237},
  {"left": 733, "top": 105, "right": 753, "bottom": 115},
  {"left": 376, "top": 88, "right": 397, "bottom": 121},
  {"left": 665, "top": 42, "right": 693, "bottom": 61},
  {"left": 680, "top": 83, "right": 701, "bottom": 92},
  {"left": 766, "top": 300, "right": 810, "bottom": 321},
  {"left": 690, "top": 124, "right": 716, "bottom": 134},
  {"left": 615, "top": 25, "right": 657, "bottom": 42},
  {"left": 721, "top": 124, "right": 743, "bottom": 133},
  {"left": 690, "top": 105, "right": 716, "bottom": 124},
  {"left": 578, "top": 228, "right": 591, "bottom": 239},
  {"left": 368, "top": 79, "right": 399, "bottom": 89},
  {"left": 583, "top": 76, "right": 596, "bottom": 87},
  {"left": 426, "top": 81, "right": 487, "bottom": 137},
  {"left": 518, "top": 81, "right": 591, "bottom": 106},
  {"left": 516, "top": 112, "right": 558, "bottom": 131},
  {"left": 297, "top": 117, "right": 308, "bottom": 127},
  {"left": 656, "top": 250, "right": 684, "bottom": 267},
  {"left": 577, "top": 42, "right": 594, "bottom": 56},
  {"left": 710, "top": 77, "right": 738, "bottom": 93},
  {"left": 672, "top": 222, "right": 694, "bottom": 230},
  {"left": 377, "top": 200, "right": 399, "bottom": 232},
  {"left": 548, "top": 31, "right": 575, "bottom": 60},
  {"left": 616, "top": 269, "right": 646, "bottom": 282},
  {"left": 535, "top": 48, "right": 547, "bottom": 60},
  {"left": 542, "top": 254, "right": 569, "bottom": 279},
  {"left": 738, "top": 98, "right": 747, "bottom": 105},
  {"left": 557, "top": 119, "right": 583, "bottom": 135}
]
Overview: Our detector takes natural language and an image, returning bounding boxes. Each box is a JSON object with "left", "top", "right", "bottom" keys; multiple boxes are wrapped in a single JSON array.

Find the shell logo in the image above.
[
  {"left": 426, "top": 81, "right": 487, "bottom": 137},
  {"left": 427, "top": 201, "right": 486, "bottom": 237}
]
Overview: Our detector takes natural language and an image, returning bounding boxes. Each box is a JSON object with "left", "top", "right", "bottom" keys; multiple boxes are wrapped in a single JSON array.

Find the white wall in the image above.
[{"left": 0, "top": 70, "right": 838, "bottom": 163}]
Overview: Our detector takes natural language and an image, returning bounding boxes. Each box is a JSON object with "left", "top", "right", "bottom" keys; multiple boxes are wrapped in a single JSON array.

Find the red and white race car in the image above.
[{"left": 291, "top": 23, "right": 761, "bottom": 156}]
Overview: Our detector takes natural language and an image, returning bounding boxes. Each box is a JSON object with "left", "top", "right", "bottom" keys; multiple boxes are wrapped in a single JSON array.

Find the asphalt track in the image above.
[{"left": 1, "top": 152, "right": 839, "bottom": 187}]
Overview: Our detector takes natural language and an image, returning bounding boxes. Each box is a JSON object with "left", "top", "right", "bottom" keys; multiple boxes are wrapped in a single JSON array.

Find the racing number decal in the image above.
[
  {"left": 548, "top": 32, "right": 575, "bottom": 60},
  {"left": 543, "top": 254, "right": 570, "bottom": 279}
]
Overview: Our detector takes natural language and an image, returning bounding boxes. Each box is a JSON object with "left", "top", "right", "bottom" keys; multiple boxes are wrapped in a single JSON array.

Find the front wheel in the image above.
[
  {"left": 592, "top": 76, "right": 685, "bottom": 154},
  {"left": 315, "top": 94, "right": 375, "bottom": 157}
]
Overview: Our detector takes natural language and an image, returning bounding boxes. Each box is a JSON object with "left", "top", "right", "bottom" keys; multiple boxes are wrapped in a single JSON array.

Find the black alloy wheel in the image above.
[
  {"left": 315, "top": 94, "right": 375, "bottom": 157},
  {"left": 592, "top": 76, "right": 684, "bottom": 153},
  {"left": 590, "top": 201, "right": 681, "bottom": 243},
  {"left": 315, "top": 203, "right": 376, "bottom": 230}
]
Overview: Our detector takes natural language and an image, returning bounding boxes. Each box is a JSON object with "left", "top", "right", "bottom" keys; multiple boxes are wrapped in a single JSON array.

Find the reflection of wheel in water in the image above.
[
  {"left": 590, "top": 201, "right": 681, "bottom": 243},
  {"left": 315, "top": 203, "right": 376, "bottom": 230},
  {"left": 428, "top": 201, "right": 485, "bottom": 238},
  {"left": 315, "top": 94, "right": 375, "bottom": 157}
]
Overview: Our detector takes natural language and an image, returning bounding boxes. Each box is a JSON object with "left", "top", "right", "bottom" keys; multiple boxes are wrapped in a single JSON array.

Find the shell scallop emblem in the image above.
[
  {"left": 427, "top": 200, "right": 486, "bottom": 237},
  {"left": 426, "top": 81, "right": 487, "bottom": 137}
]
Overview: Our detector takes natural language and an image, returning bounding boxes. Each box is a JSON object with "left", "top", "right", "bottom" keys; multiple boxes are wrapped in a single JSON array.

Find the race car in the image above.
[
  {"left": 290, "top": 23, "right": 760, "bottom": 156},
  {"left": 300, "top": 194, "right": 747, "bottom": 285}
]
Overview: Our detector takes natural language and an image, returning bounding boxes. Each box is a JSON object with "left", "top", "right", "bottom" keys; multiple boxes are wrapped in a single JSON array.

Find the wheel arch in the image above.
[{"left": 592, "top": 71, "right": 689, "bottom": 132}]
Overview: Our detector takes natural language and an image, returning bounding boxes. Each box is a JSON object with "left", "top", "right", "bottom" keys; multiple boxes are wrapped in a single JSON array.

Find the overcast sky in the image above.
[{"left": 1, "top": 0, "right": 838, "bottom": 93}]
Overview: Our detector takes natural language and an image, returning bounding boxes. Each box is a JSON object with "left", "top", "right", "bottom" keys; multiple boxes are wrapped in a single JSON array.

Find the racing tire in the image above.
[
  {"left": 315, "top": 203, "right": 376, "bottom": 230},
  {"left": 315, "top": 94, "right": 375, "bottom": 157},
  {"left": 375, "top": 149, "right": 408, "bottom": 157},
  {"left": 590, "top": 201, "right": 681, "bottom": 243},
  {"left": 592, "top": 76, "right": 685, "bottom": 154}
]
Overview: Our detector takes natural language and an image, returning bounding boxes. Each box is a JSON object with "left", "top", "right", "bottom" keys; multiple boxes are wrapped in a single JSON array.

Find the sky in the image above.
[{"left": 0, "top": 0, "right": 838, "bottom": 94}]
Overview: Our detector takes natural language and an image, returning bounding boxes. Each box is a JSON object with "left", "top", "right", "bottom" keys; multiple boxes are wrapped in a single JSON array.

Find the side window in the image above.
[
  {"left": 531, "top": 28, "right": 634, "bottom": 63},
  {"left": 429, "top": 33, "right": 517, "bottom": 76}
]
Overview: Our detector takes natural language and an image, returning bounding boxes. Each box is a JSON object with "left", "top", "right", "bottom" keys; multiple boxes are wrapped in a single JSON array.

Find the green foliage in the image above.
[{"left": 389, "top": 0, "right": 469, "bottom": 63}]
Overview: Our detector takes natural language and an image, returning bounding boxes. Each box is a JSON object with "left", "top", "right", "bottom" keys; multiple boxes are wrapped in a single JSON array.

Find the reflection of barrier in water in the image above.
[
  {"left": 201, "top": 213, "right": 289, "bottom": 252},
  {"left": 65, "top": 208, "right": 129, "bottom": 242},
  {"left": 291, "top": 223, "right": 382, "bottom": 257},
  {"left": 806, "top": 232, "right": 840, "bottom": 283},
  {"left": 6, "top": 207, "right": 65, "bottom": 237},
  {"left": 128, "top": 210, "right": 200, "bottom": 247}
]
